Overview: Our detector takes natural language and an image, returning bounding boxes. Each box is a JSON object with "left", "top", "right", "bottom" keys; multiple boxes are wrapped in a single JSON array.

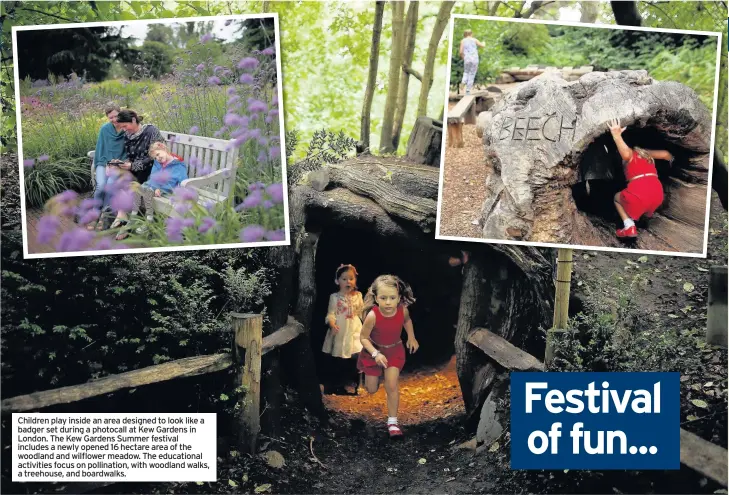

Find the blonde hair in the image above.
[
  {"left": 464, "top": 29, "right": 472, "bottom": 37},
  {"left": 633, "top": 147, "right": 655, "bottom": 165},
  {"left": 362, "top": 275, "right": 416, "bottom": 317},
  {"left": 148, "top": 141, "right": 168, "bottom": 156}
]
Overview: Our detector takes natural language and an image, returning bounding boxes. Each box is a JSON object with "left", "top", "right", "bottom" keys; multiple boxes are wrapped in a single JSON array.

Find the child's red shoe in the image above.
[
  {"left": 616, "top": 225, "right": 638, "bottom": 238},
  {"left": 388, "top": 424, "right": 403, "bottom": 438}
]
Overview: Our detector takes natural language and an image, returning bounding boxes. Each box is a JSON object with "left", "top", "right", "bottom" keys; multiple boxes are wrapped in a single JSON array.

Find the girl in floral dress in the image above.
[{"left": 322, "top": 264, "right": 364, "bottom": 394}]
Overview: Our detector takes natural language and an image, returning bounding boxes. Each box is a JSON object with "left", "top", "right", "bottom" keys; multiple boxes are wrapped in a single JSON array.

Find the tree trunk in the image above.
[
  {"left": 360, "top": 1, "right": 385, "bottom": 152},
  {"left": 610, "top": 0, "right": 642, "bottom": 26},
  {"left": 579, "top": 1, "right": 599, "bottom": 23},
  {"left": 380, "top": 1, "right": 405, "bottom": 153},
  {"left": 416, "top": 1, "right": 455, "bottom": 118},
  {"left": 454, "top": 253, "right": 489, "bottom": 421},
  {"left": 406, "top": 116, "right": 442, "bottom": 166},
  {"left": 391, "top": 1, "right": 419, "bottom": 152}
]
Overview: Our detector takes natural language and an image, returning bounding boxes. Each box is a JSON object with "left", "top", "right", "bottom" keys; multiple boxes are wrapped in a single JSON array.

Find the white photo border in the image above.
[
  {"left": 435, "top": 14, "right": 723, "bottom": 259},
  {"left": 13, "top": 13, "right": 291, "bottom": 259}
]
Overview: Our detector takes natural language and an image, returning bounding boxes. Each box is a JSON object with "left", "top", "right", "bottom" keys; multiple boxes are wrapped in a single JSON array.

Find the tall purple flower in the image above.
[
  {"left": 207, "top": 76, "right": 221, "bottom": 85},
  {"left": 240, "top": 225, "right": 265, "bottom": 243},
  {"left": 239, "top": 74, "right": 254, "bottom": 84},
  {"left": 262, "top": 46, "right": 275, "bottom": 56},
  {"left": 79, "top": 198, "right": 102, "bottom": 211},
  {"left": 166, "top": 217, "right": 184, "bottom": 242},
  {"left": 263, "top": 200, "right": 274, "bottom": 210},
  {"left": 227, "top": 95, "right": 240, "bottom": 106},
  {"left": 174, "top": 202, "right": 193, "bottom": 215},
  {"left": 237, "top": 57, "right": 259, "bottom": 70},
  {"left": 198, "top": 217, "right": 217, "bottom": 234},
  {"left": 79, "top": 208, "right": 101, "bottom": 225},
  {"left": 248, "top": 99, "right": 267, "bottom": 114},
  {"left": 56, "top": 228, "right": 94, "bottom": 252},
  {"left": 172, "top": 186, "right": 198, "bottom": 203},
  {"left": 110, "top": 189, "right": 134, "bottom": 212},
  {"left": 269, "top": 145, "right": 281, "bottom": 160},
  {"left": 23, "top": 158, "right": 35, "bottom": 167},
  {"left": 266, "top": 183, "right": 284, "bottom": 204},
  {"left": 224, "top": 113, "right": 242, "bottom": 126},
  {"left": 37, "top": 215, "right": 60, "bottom": 244},
  {"left": 200, "top": 33, "right": 213, "bottom": 43},
  {"left": 257, "top": 150, "right": 268, "bottom": 163},
  {"left": 56, "top": 190, "right": 78, "bottom": 203},
  {"left": 227, "top": 87, "right": 236, "bottom": 96},
  {"left": 248, "top": 182, "right": 266, "bottom": 192},
  {"left": 37, "top": 154, "right": 50, "bottom": 162},
  {"left": 189, "top": 126, "right": 200, "bottom": 135},
  {"left": 265, "top": 229, "right": 286, "bottom": 241},
  {"left": 196, "top": 63, "right": 205, "bottom": 72}
]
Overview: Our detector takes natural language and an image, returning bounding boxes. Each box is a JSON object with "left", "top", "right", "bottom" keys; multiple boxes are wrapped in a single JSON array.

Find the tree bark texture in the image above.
[
  {"left": 416, "top": 1, "right": 455, "bottom": 118},
  {"left": 360, "top": 1, "right": 385, "bottom": 152},
  {"left": 406, "top": 117, "right": 443, "bottom": 166},
  {"left": 610, "top": 0, "right": 642, "bottom": 26},
  {"left": 579, "top": 1, "right": 599, "bottom": 23},
  {"left": 380, "top": 1, "right": 405, "bottom": 153},
  {"left": 391, "top": 0, "right": 419, "bottom": 151}
]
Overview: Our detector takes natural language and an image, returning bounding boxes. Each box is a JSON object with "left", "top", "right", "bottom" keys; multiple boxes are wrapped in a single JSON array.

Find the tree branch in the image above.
[
  {"left": 643, "top": 2, "right": 678, "bottom": 28},
  {"left": 521, "top": 0, "right": 555, "bottom": 19},
  {"left": 402, "top": 64, "right": 422, "bottom": 82},
  {"left": 17, "top": 7, "right": 76, "bottom": 23},
  {"left": 496, "top": 1, "right": 520, "bottom": 16}
]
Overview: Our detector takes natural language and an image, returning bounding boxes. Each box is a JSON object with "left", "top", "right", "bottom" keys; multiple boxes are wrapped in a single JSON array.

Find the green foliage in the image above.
[
  {"left": 23, "top": 157, "right": 90, "bottom": 207},
  {"left": 286, "top": 129, "right": 357, "bottom": 185},
  {"left": 0, "top": 231, "right": 274, "bottom": 397},
  {"left": 137, "top": 40, "right": 175, "bottom": 79}
]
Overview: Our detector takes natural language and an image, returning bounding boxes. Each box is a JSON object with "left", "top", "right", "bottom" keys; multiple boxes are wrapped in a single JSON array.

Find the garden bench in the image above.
[{"left": 88, "top": 131, "right": 239, "bottom": 216}]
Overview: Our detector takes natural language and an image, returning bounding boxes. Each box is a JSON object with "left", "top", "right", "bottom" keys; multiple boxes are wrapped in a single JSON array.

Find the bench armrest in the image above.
[{"left": 181, "top": 168, "right": 233, "bottom": 190}]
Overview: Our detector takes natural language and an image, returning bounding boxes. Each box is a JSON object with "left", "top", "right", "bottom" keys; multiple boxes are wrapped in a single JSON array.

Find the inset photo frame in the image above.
[
  {"left": 13, "top": 14, "right": 289, "bottom": 258},
  {"left": 436, "top": 14, "right": 722, "bottom": 257}
]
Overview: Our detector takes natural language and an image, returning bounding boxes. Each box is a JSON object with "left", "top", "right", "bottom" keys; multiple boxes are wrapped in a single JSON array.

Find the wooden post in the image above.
[
  {"left": 232, "top": 313, "right": 263, "bottom": 454},
  {"left": 707, "top": 265, "right": 728, "bottom": 347},
  {"left": 448, "top": 120, "right": 464, "bottom": 148},
  {"left": 545, "top": 248, "right": 573, "bottom": 365}
]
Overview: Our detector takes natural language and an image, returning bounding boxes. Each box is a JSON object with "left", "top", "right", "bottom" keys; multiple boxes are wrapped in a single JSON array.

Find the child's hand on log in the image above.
[
  {"left": 406, "top": 337, "right": 420, "bottom": 354},
  {"left": 607, "top": 118, "right": 626, "bottom": 136}
]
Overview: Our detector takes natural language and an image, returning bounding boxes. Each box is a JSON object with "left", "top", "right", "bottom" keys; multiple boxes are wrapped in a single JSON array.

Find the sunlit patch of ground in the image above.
[{"left": 322, "top": 355, "right": 464, "bottom": 426}]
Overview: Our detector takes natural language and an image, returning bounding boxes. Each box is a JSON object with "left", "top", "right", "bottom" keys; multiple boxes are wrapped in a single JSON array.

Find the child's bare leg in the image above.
[
  {"left": 383, "top": 367, "right": 401, "bottom": 418},
  {"left": 364, "top": 375, "right": 379, "bottom": 394},
  {"left": 614, "top": 192, "right": 630, "bottom": 222}
]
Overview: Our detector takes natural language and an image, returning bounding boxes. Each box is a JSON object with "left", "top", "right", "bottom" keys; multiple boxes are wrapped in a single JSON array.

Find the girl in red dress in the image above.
[
  {"left": 357, "top": 275, "right": 418, "bottom": 438},
  {"left": 608, "top": 118, "right": 673, "bottom": 239}
]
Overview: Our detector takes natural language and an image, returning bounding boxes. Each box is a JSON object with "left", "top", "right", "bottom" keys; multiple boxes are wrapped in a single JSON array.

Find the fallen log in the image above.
[{"left": 680, "top": 427, "right": 728, "bottom": 487}]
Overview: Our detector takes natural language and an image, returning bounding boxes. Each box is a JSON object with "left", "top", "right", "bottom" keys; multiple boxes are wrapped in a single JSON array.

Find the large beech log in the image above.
[
  {"left": 326, "top": 162, "right": 438, "bottom": 230},
  {"left": 1, "top": 319, "right": 303, "bottom": 414}
]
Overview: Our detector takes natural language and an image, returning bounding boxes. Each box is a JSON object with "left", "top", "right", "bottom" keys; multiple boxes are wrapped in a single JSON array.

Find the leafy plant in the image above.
[
  {"left": 287, "top": 129, "right": 356, "bottom": 185},
  {"left": 23, "top": 157, "right": 90, "bottom": 207}
]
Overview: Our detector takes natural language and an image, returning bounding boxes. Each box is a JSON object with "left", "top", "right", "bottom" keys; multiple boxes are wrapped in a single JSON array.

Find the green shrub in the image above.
[{"left": 23, "top": 157, "right": 90, "bottom": 207}]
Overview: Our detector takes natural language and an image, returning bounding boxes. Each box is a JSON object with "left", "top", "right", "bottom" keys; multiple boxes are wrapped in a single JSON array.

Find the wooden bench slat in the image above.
[
  {"left": 448, "top": 94, "right": 476, "bottom": 122},
  {"left": 467, "top": 328, "right": 545, "bottom": 371}
]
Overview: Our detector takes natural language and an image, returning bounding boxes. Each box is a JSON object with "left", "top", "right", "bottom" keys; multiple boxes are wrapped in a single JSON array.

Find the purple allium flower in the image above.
[
  {"left": 269, "top": 145, "right": 281, "bottom": 160},
  {"left": 227, "top": 87, "right": 236, "bottom": 96},
  {"left": 37, "top": 215, "right": 60, "bottom": 244},
  {"left": 227, "top": 95, "right": 240, "bottom": 106},
  {"left": 202, "top": 200, "right": 215, "bottom": 212},
  {"left": 196, "top": 63, "right": 205, "bottom": 72},
  {"left": 200, "top": 33, "right": 213, "bottom": 43},
  {"left": 207, "top": 76, "right": 221, "bottom": 85},
  {"left": 263, "top": 200, "right": 274, "bottom": 210},
  {"left": 110, "top": 189, "right": 134, "bottom": 212},
  {"left": 266, "top": 183, "right": 284, "bottom": 204},
  {"left": 172, "top": 187, "right": 198, "bottom": 203},
  {"left": 79, "top": 208, "right": 101, "bottom": 225},
  {"left": 257, "top": 137, "right": 269, "bottom": 147},
  {"left": 174, "top": 202, "right": 192, "bottom": 215},
  {"left": 269, "top": 109, "right": 279, "bottom": 118},
  {"left": 265, "top": 116, "right": 273, "bottom": 124},
  {"left": 257, "top": 150, "right": 268, "bottom": 163},
  {"left": 23, "top": 158, "right": 35, "bottom": 167},
  {"left": 57, "top": 228, "right": 94, "bottom": 252},
  {"left": 79, "top": 198, "right": 102, "bottom": 211},
  {"left": 189, "top": 125, "right": 200, "bottom": 135},
  {"left": 224, "top": 113, "right": 242, "bottom": 126},
  {"left": 198, "top": 216, "right": 217, "bottom": 233},
  {"left": 213, "top": 65, "right": 224, "bottom": 74},
  {"left": 262, "top": 46, "right": 275, "bottom": 56},
  {"left": 95, "top": 238, "right": 113, "bottom": 250},
  {"left": 248, "top": 181, "right": 266, "bottom": 192},
  {"left": 239, "top": 74, "right": 254, "bottom": 84},
  {"left": 237, "top": 57, "right": 259, "bottom": 70},
  {"left": 56, "top": 190, "right": 78, "bottom": 203},
  {"left": 265, "top": 229, "right": 285, "bottom": 241},
  {"left": 240, "top": 224, "right": 265, "bottom": 243},
  {"left": 37, "top": 154, "right": 50, "bottom": 162},
  {"left": 150, "top": 169, "right": 172, "bottom": 184},
  {"left": 272, "top": 94, "right": 278, "bottom": 106},
  {"left": 181, "top": 218, "right": 195, "bottom": 228},
  {"left": 248, "top": 99, "right": 267, "bottom": 113},
  {"left": 199, "top": 166, "right": 213, "bottom": 175},
  {"left": 166, "top": 217, "right": 184, "bottom": 241},
  {"left": 248, "top": 128, "right": 261, "bottom": 139}
]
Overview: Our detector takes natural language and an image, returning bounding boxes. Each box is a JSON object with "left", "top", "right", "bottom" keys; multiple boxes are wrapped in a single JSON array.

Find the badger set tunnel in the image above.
[
  {"left": 310, "top": 224, "right": 466, "bottom": 387},
  {"left": 570, "top": 124, "right": 707, "bottom": 239}
]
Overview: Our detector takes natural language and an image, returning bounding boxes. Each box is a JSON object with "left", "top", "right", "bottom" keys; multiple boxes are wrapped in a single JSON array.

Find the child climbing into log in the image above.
[
  {"left": 608, "top": 118, "right": 673, "bottom": 239},
  {"left": 459, "top": 29, "right": 485, "bottom": 95},
  {"left": 322, "top": 264, "right": 365, "bottom": 395},
  {"left": 358, "top": 275, "right": 419, "bottom": 438}
]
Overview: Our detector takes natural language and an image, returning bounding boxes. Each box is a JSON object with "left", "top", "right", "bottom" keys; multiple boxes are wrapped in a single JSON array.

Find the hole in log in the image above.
[
  {"left": 569, "top": 127, "right": 707, "bottom": 251},
  {"left": 311, "top": 226, "right": 464, "bottom": 388}
]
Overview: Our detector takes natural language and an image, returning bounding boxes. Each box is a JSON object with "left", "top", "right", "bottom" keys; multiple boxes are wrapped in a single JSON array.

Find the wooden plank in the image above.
[
  {"left": 1, "top": 319, "right": 303, "bottom": 414},
  {"left": 448, "top": 121, "right": 464, "bottom": 148},
  {"left": 160, "top": 131, "right": 232, "bottom": 153},
  {"left": 447, "top": 94, "right": 476, "bottom": 123},
  {"left": 680, "top": 427, "right": 728, "bottom": 486},
  {"left": 467, "top": 328, "right": 544, "bottom": 371}
]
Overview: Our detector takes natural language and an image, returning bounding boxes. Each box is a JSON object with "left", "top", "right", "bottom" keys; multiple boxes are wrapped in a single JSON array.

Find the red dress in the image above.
[
  {"left": 357, "top": 305, "right": 407, "bottom": 376},
  {"left": 619, "top": 153, "right": 664, "bottom": 220}
]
